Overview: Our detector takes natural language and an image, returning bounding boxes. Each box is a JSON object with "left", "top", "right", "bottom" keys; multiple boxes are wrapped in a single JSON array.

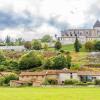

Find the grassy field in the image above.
[
  {"left": 49, "top": 44, "right": 86, "bottom": 52},
  {"left": 0, "top": 87, "right": 100, "bottom": 100}
]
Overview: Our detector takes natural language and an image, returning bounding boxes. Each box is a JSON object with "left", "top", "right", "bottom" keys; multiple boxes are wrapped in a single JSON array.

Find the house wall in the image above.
[
  {"left": 93, "top": 76, "right": 100, "bottom": 80},
  {"left": 19, "top": 75, "right": 45, "bottom": 82},
  {"left": 58, "top": 73, "right": 79, "bottom": 84},
  {"left": 46, "top": 75, "right": 58, "bottom": 80}
]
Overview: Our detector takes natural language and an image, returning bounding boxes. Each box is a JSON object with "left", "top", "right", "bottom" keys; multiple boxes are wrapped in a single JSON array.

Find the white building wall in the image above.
[{"left": 58, "top": 73, "right": 79, "bottom": 84}]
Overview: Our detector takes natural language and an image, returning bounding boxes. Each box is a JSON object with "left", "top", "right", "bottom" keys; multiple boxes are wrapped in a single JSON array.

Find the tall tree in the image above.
[
  {"left": 85, "top": 41, "right": 94, "bottom": 52},
  {"left": 54, "top": 41, "right": 62, "bottom": 50},
  {"left": 32, "top": 40, "right": 42, "bottom": 50},
  {"left": 74, "top": 37, "right": 82, "bottom": 52},
  {"left": 19, "top": 51, "right": 42, "bottom": 70},
  {"left": 41, "top": 35, "right": 52, "bottom": 43},
  {"left": 24, "top": 41, "right": 32, "bottom": 50},
  {"left": 5, "top": 36, "right": 11, "bottom": 46},
  {"left": 94, "top": 41, "right": 100, "bottom": 51}
]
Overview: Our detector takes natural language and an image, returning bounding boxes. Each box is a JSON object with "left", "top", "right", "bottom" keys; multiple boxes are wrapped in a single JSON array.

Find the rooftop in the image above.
[{"left": 93, "top": 20, "right": 100, "bottom": 28}]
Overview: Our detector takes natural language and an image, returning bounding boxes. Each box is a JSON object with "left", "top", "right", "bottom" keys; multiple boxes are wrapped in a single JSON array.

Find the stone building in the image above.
[
  {"left": 10, "top": 69, "right": 100, "bottom": 86},
  {"left": 58, "top": 20, "right": 100, "bottom": 44}
]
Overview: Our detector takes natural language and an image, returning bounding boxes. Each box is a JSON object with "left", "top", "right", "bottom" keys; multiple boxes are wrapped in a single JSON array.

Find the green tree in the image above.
[
  {"left": 41, "top": 35, "right": 52, "bottom": 42},
  {"left": 85, "top": 41, "right": 94, "bottom": 52},
  {"left": 66, "top": 53, "right": 72, "bottom": 69},
  {"left": 19, "top": 51, "right": 42, "bottom": 70},
  {"left": 94, "top": 41, "right": 100, "bottom": 51},
  {"left": 15, "top": 38, "right": 25, "bottom": 45},
  {"left": 74, "top": 37, "right": 82, "bottom": 52},
  {"left": 43, "top": 58, "right": 53, "bottom": 69},
  {"left": 43, "top": 43, "right": 48, "bottom": 51},
  {"left": 32, "top": 40, "right": 42, "bottom": 50},
  {"left": 54, "top": 41, "right": 62, "bottom": 50},
  {"left": 0, "top": 52, "right": 6, "bottom": 64},
  {"left": 5, "top": 36, "right": 11, "bottom": 46},
  {"left": 53, "top": 55, "right": 67, "bottom": 69},
  {"left": 24, "top": 41, "right": 32, "bottom": 50}
]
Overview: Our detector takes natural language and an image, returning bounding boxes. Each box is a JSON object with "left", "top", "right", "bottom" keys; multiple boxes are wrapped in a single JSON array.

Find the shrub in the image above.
[
  {"left": 0, "top": 77, "right": 5, "bottom": 86},
  {"left": 19, "top": 51, "right": 42, "bottom": 70},
  {"left": 4, "top": 74, "right": 18, "bottom": 85},
  {"left": 94, "top": 79, "right": 100, "bottom": 85},
  {"left": 64, "top": 79, "right": 79, "bottom": 85},
  {"left": 75, "top": 82, "right": 94, "bottom": 86},
  {"left": 43, "top": 79, "right": 58, "bottom": 85}
]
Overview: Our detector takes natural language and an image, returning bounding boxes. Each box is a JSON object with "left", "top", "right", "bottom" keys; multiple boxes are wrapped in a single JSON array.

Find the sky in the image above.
[{"left": 0, "top": 0, "right": 100, "bottom": 40}]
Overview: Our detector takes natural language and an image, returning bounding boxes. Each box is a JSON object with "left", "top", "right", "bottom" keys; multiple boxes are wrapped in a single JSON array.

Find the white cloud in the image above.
[{"left": 0, "top": 0, "right": 99, "bottom": 40}]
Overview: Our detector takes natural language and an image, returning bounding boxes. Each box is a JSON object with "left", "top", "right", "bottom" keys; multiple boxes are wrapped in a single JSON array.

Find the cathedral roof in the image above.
[{"left": 93, "top": 20, "right": 100, "bottom": 28}]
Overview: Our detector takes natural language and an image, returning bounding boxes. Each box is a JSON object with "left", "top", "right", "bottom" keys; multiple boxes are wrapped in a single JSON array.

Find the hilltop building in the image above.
[{"left": 58, "top": 20, "right": 100, "bottom": 44}]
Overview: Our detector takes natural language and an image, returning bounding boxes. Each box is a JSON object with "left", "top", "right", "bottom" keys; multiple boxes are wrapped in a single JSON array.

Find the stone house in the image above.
[{"left": 10, "top": 69, "right": 100, "bottom": 86}]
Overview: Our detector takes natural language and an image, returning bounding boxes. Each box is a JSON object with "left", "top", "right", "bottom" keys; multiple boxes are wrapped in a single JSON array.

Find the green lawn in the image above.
[
  {"left": 48, "top": 44, "right": 86, "bottom": 52},
  {"left": 0, "top": 87, "right": 100, "bottom": 100}
]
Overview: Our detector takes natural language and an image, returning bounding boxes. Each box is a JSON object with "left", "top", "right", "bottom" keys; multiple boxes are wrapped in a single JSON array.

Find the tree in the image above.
[
  {"left": 43, "top": 58, "right": 53, "bottom": 69},
  {"left": 74, "top": 37, "right": 82, "bottom": 52},
  {"left": 66, "top": 53, "right": 72, "bottom": 69},
  {"left": 54, "top": 41, "right": 62, "bottom": 50},
  {"left": 19, "top": 51, "right": 42, "bottom": 70},
  {"left": 5, "top": 36, "right": 11, "bottom": 46},
  {"left": 15, "top": 38, "right": 25, "bottom": 45},
  {"left": 41, "top": 35, "right": 52, "bottom": 43},
  {"left": 43, "top": 43, "right": 48, "bottom": 51},
  {"left": 0, "top": 52, "right": 6, "bottom": 64},
  {"left": 85, "top": 41, "right": 94, "bottom": 52},
  {"left": 94, "top": 41, "right": 100, "bottom": 51},
  {"left": 53, "top": 55, "right": 67, "bottom": 69},
  {"left": 24, "top": 41, "right": 32, "bottom": 50},
  {"left": 32, "top": 40, "right": 42, "bottom": 50}
]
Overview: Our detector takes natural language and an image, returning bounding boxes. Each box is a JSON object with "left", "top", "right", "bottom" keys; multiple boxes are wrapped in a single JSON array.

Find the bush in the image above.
[
  {"left": 64, "top": 79, "right": 79, "bottom": 85},
  {"left": 19, "top": 51, "right": 42, "bottom": 70},
  {"left": 4, "top": 74, "right": 18, "bottom": 85},
  {"left": 43, "top": 79, "right": 58, "bottom": 85},
  {"left": 0, "top": 77, "right": 5, "bottom": 86},
  {"left": 94, "top": 79, "right": 100, "bottom": 85},
  {"left": 75, "top": 82, "right": 94, "bottom": 86}
]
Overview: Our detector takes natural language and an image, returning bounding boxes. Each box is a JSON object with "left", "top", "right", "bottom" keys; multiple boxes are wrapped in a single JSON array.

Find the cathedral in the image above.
[{"left": 58, "top": 20, "right": 100, "bottom": 44}]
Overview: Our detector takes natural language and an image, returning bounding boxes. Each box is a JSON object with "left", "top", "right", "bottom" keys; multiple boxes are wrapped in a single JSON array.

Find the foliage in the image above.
[
  {"left": 24, "top": 41, "right": 32, "bottom": 50},
  {"left": 43, "top": 78, "right": 58, "bottom": 85},
  {"left": 41, "top": 35, "right": 52, "bottom": 42},
  {"left": 53, "top": 54, "right": 67, "bottom": 69},
  {"left": 0, "top": 77, "right": 5, "bottom": 86},
  {"left": 94, "top": 79, "right": 100, "bottom": 85},
  {"left": 0, "top": 52, "right": 6, "bottom": 63},
  {"left": 74, "top": 37, "right": 82, "bottom": 52},
  {"left": 19, "top": 51, "right": 42, "bottom": 70},
  {"left": 43, "top": 58, "right": 53, "bottom": 69},
  {"left": 5, "top": 36, "right": 11, "bottom": 46},
  {"left": 43, "top": 43, "right": 49, "bottom": 51},
  {"left": 4, "top": 74, "right": 18, "bottom": 85},
  {"left": 64, "top": 79, "right": 79, "bottom": 85},
  {"left": 32, "top": 40, "right": 42, "bottom": 50},
  {"left": 54, "top": 41, "right": 62, "bottom": 50},
  {"left": 94, "top": 41, "right": 100, "bottom": 51},
  {"left": 85, "top": 41, "right": 94, "bottom": 52},
  {"left": 66, "top": 53, "right": 72, "bottom": 69}
]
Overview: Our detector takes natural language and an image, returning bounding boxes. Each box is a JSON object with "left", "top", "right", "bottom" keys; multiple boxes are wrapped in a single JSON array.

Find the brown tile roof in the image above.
[
  {"left": 20, "top": 69, "right": 77, "bottom": 76},
  {"left": 78, "top": 71, "right": 100, "bottom": 76},
  {"left": 20, "top": 71, "right": 46, "bottom": 76}
]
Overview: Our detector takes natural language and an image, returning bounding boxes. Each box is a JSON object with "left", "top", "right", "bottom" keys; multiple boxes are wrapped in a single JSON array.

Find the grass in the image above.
[
  {"left": 0, "top": 87, "right": 100, "bottom": 100},
  {"left": 48, "top": 44, "right": 86, "bottom": 52}
]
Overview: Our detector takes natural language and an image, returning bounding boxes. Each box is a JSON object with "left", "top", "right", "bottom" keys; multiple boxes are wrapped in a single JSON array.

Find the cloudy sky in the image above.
[{"left": 0, "top": 0, "right": 100, "bottom": 40}]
